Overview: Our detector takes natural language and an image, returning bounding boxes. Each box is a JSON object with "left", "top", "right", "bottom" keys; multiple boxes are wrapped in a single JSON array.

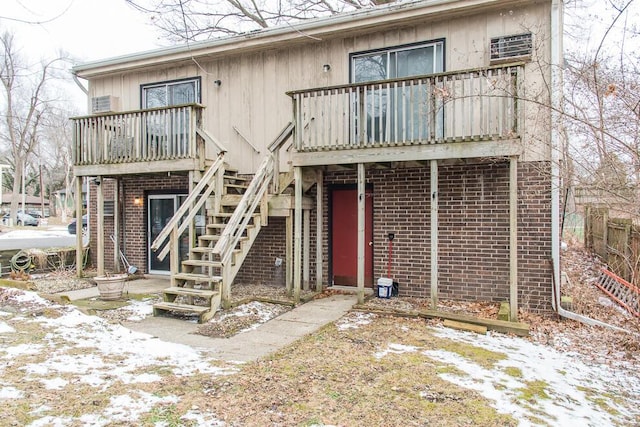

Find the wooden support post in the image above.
[
  {"left": 170, "top": 228, "right": 179, "bottom": 287},
  {"left": 75, "top": 176, "right": 84, "bottom": 277},
  {"left": 96, "top": 177, "right": 105, "bottom": 276},
  {"left": 293, "top": 166, "right": 302, "bottom": 302},
  {"left": 430, "top": 160, "right": 438, "bottom": 309},
  {"left": 303, "top": 208, "right": 310, "bottom": 291},
  {"left": 214, "top": 163, "right": 224, "bottom": 215},
  {"left": 286, "top": 214, "right": 293, "bottom": 295},
  {"left": 315, "top": 169, "right": 324, "bottom": 292},
  {"left": 222, "top": 262, "right": 231, "bottom": 308},
  {"left": 188, "top": 171, "right": 195, "bottom": 268},
  {"left": 509, "top": 156, "right": 518, "bottom": 321},
  {"left": 113, "top": 179, "right": 120, "bottom": 272},
  {"left": 357, "top": 163, "right": 365, "bottom": 304}
]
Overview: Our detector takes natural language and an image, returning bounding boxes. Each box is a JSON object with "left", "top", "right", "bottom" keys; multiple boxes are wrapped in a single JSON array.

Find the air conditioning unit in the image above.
[
  {"left": 490, "top": 33, "right": 532, "bottom": 63},
  {"left": 91, "top": 95, "right": 119, "bottom": 114}
]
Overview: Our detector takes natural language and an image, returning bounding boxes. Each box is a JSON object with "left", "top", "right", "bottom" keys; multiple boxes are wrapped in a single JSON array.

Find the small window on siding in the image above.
[{"left": 490, "top": 33, "right": 532, "bottom": 63}]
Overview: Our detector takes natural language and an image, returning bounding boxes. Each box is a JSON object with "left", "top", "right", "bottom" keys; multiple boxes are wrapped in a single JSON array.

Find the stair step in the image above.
[
  {"left": 199, "top": 234, "right": 222, "bottom": 242},
  {"left": 190, "top": 247, "right": 241, "bottom": 257},
  {"left": 163, "top": 287, "right": 218, "bottom": 298},
  {"left": 173, "top": 272, "right": 223, "bottom": 282},
  {"left": 221, "top": 195, "right": 245, "bottom": 205},
  {"left": 206, "top": 223, "right": 254, "bottom": 232},
  {"left": 182, "top": 259, "right": 223, "bottom": 268},
  {"left": 153, "top": 302, "right": 211, "bottom": 323},
  {"left": 224, "top": 166, "right": 239, "bottom": 174},
  {"left": 206, "top": 223, "right": 228, "bottom": 229},
  {"left": 224, "top": 174, "right": 249, "bottom": 182},
  {"left": 191, "top": 246, "right": 215, "bottom": 254}
]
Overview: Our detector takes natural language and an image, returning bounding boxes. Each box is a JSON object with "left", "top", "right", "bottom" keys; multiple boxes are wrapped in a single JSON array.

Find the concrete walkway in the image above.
[
  {"left": 125, "top": 294, "right": 357, "bottom": 362},
  {"left": 62, "top": 278, "right": 358, "bottom": 362}
]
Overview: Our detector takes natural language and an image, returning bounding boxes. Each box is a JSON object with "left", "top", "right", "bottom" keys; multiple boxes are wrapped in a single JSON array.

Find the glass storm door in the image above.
[
  {"left": 351, "top": 41, "right": 444, "bottom": 143},
  {"left": 148, "top": 194, "right": 203, "bottom": 274},
  {"left": 148, "top": 195, "right": 177, "bottom": 274}
]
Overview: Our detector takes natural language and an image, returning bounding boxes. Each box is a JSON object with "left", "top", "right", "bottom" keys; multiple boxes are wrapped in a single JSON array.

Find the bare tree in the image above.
[
  {"left": 0, "top": 30, "right": 69, "bottom": 221},
  {"left": 562, "top": 0, "right": 640, "bottom": 212},
  {"left": 126, "top": 0, "right": 396, "bottom": 41}
]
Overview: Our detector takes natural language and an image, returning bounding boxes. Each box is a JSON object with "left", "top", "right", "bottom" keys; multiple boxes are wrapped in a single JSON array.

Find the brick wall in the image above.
[
  {"left": 322, "top": 160, "right": 553, "bottom": 312},
  {"left": 235, "top": 186, "right": 319, "bottom": 289},
  {"left": 87, "top": 175, "right": 189, "bottom": 273},
  {"left": 235, "top": 217, "right": 288, "bottom": 286},
  {"left": 87, "top": 160, "right": 552, "bottom": 312}
]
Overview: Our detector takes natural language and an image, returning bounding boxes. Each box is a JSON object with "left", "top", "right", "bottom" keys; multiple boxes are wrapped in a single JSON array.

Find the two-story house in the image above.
[{"left": 71, "top": 0, "right": 563, "bottom": 323}]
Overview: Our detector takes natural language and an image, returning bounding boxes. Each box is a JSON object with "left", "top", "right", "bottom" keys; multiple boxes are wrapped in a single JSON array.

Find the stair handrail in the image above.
[
  {"left": 212, "top": 154, "right": 274, "bottom": 263},
  {"left": 196, "top": 128, "right": 228, "bottom": 154},
  {"left": 151, "top": 153, "right": 225, "bottom": 260},
  {"left": 212, "top": 123, "right": 295, "bottom": 264}
]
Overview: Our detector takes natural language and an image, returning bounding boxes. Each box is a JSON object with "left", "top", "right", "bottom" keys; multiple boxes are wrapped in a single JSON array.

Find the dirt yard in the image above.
[{"left": 0, "top": 240, "right": 638, "bottom": 426}]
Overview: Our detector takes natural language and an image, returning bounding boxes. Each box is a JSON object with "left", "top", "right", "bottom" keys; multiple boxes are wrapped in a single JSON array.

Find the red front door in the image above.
[{"left": 331, "top": 188, "right": 373, "bottom": 286}]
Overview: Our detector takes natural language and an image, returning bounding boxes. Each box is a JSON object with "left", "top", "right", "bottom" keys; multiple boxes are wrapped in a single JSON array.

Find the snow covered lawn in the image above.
[{"left": 1, "top": 287, "right": 639, "bottom": 426}]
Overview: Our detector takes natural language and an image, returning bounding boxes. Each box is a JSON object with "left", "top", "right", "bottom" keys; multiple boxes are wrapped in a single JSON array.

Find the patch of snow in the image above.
[
  {"left": 28, "top": 415, "right": 75, "bottom": 427},
  {"left": 0, "top": 386, "right": 23, "bottom": 399},
  {"left": 34, "top": 308, "right": 234, "bottom": 377},
  {"left": 423, "top": 326, "right": 640, "bottom": 426},
  {"left": 336, "top": 312, "right": 374, "bottom": 331},
  {"left": 41, "top": 377, "right": 68, "bottom": 390},
  {"left": 214, "top": 301, "right": 289, "bottom": 334},
  {"left": 598, "top": 296, "right": 632, "bottom": 316},
  {"left": 10, "top": 290, "right": 52, "bottom": 307},
  {"left": 0, "top": 321, "right": 15, "bottom": 333},
  {"left": 103, "top": 392, "right": 179, "bottom": 423},
  {"left": 181, "top": 407, "right": 227, "bottom": 426},
  {"left": 118, "top": 299, "right": 154, "bottom": 321},
  {"left": 2, "top": 343, "right": 43, "bottom": 358},
  {"left": 129, "top": 373, "right": 162, "bottom": 384},
  {"left": 374, "top": 343, "right": 419, "bottom": 359}
]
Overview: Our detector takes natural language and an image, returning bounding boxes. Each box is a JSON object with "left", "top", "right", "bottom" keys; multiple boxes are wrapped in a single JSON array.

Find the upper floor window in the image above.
[
  {"left": 351, "top": 40, "right": 444, "bottom": 83},
  {"left": 141, "top": 77, "right": 201, "bottom": 109},
  {"left": 349, "top": 41, "right": 445, "bottom": 143}
]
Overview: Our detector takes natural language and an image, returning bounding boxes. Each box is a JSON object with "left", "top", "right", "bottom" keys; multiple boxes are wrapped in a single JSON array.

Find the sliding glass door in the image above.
[
  {"left": 351, "top": 41, "right": 444, "bottom": 143},
  {"left": 148, "top": 194, "right": 204, "bottom": 274}
]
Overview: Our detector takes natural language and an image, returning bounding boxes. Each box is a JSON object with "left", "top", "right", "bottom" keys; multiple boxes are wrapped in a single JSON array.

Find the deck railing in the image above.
[
  {"left": 72, "top": 104, "right": 203, "bottom": 165},
  {"left": 288, "top": 63, "right": 523, "bottom": 151}
]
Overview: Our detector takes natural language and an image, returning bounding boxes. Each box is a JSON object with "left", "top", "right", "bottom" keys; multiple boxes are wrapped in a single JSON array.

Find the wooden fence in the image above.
[{"left": 585, "top": 206, "right": 640, "bottom": 284}]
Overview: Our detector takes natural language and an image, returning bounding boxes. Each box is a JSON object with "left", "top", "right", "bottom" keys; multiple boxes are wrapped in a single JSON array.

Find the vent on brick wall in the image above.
[
  {"left": 104, "top": 200, "right": 114, "bottom": 217},
  {"left": 490, "top": 33, "right": 532, "bottom": 63},
  {"left": 91, "top": 95, "right": 119, "bottom": 114}
]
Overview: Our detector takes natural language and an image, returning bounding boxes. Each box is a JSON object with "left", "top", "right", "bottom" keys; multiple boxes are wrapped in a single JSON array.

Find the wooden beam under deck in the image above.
[
  {"left": 74, "top": 158, "right": 201, "bottom": 177},
  {"left": 292, "top": 139, "right": 522, "bottom": 167}
]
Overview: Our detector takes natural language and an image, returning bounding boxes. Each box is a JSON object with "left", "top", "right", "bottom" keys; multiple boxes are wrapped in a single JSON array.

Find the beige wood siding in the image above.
[{"left": 86, "top": 1, "right": 551, "bottom": 173}]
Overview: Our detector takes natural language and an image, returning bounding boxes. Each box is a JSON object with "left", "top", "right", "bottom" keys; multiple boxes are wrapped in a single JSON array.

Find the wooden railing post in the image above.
[{"left": 286, "top": 63, "right": 524, "bottom": 150}]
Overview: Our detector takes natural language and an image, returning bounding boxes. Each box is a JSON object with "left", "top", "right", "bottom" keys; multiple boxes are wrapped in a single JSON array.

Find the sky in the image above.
[
  {"left": 0, "top": 0, "right": 163, "bottom": 61},
  {"left": 0, "top": 0, "right": 166, "bottom": 111}
]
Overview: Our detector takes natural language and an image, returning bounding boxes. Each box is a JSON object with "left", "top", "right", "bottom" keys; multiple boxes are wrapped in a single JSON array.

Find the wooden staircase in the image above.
[
  {"left": 151, "top": 123, "right": 295, "bottom": 323},
  {"left": 153, "top": 167, "right": 263, "bottom": 322}
]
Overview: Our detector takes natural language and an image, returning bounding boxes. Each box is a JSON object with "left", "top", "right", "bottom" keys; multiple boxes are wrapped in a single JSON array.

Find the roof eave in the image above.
[{"left": 73, "top": 0, "right": 525, "bottom": 79}]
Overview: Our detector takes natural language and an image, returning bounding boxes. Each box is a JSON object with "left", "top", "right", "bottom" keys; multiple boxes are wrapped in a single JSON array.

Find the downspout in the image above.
[
  {"left": 73, "top": 73, "right": 89, "bottom": 96},
  {"left": 549, "top": 0, "right": 629, "bottom": 333}
]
